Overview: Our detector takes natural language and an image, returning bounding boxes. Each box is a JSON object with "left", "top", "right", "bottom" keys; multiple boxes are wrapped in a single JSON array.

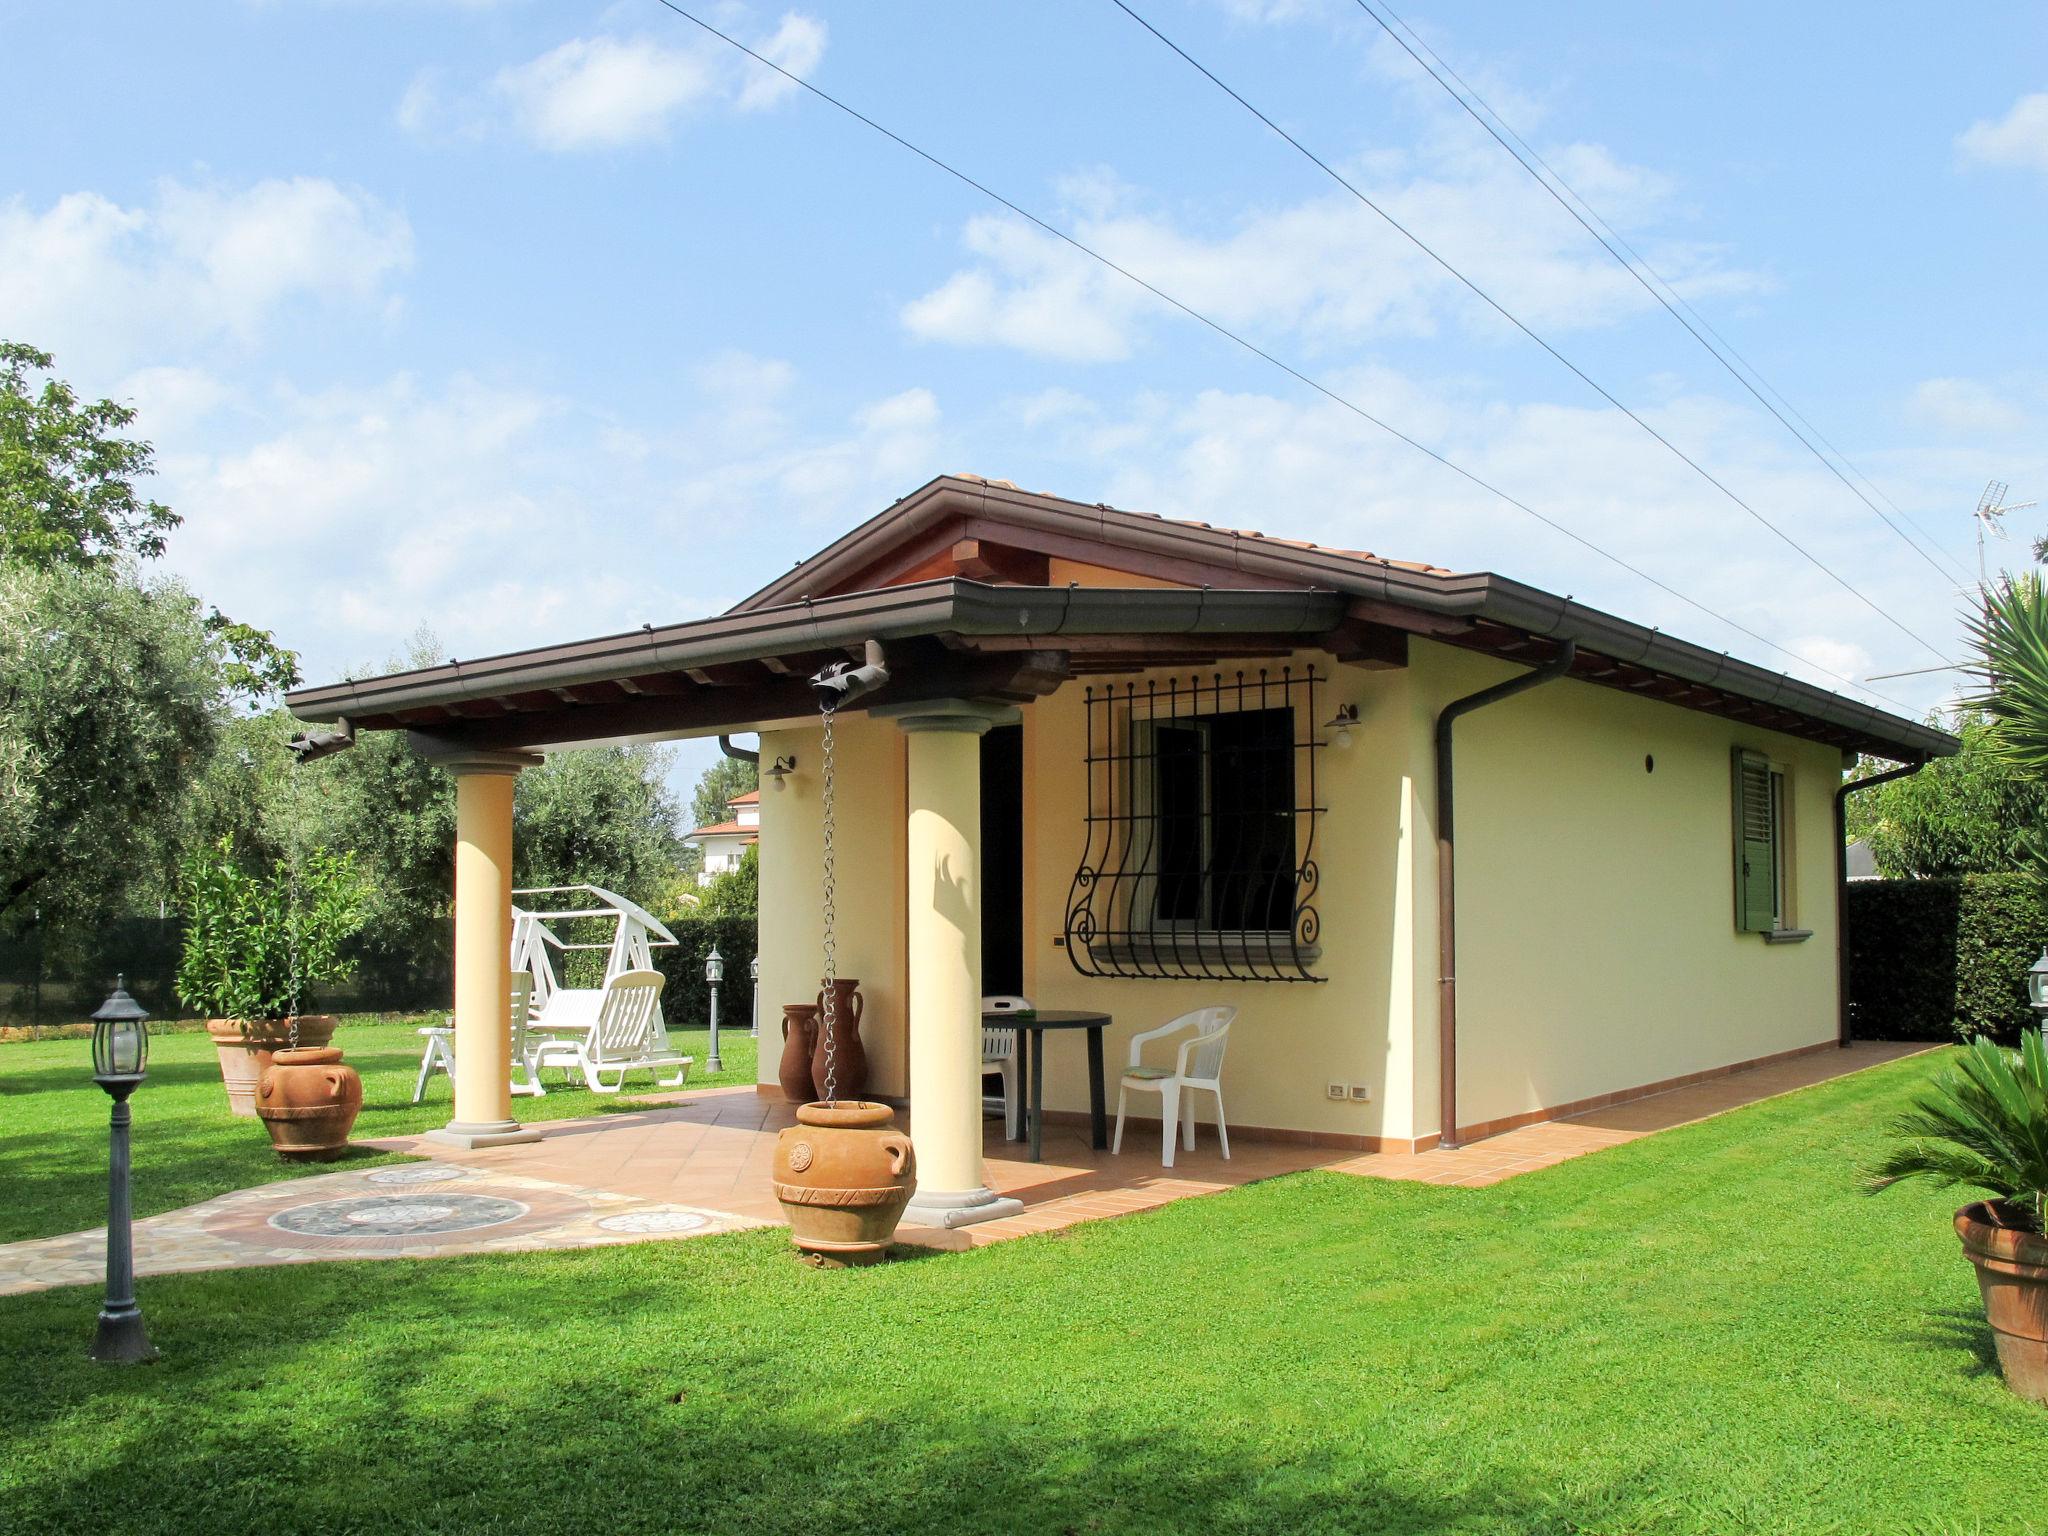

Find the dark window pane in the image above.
[
  {"left": 1154, "top": 724, "right": 1202, "bottom": 922},
  {"left": 1208, "top": 709, "right": 1293, "bottom": 931}
]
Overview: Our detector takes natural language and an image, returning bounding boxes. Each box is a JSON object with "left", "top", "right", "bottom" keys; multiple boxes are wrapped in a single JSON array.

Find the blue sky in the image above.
[{"left": 6, "top": 1, "right": 2046, "bottom": 789}]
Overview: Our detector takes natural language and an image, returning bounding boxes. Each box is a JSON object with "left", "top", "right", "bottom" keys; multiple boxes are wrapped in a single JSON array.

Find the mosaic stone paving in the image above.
[
  {"left": 0, "top": 1159, "right": 767, "bottom": 1297},
  {"left": 269, "top": 1193, "right": 529, "bottom": 1238}
]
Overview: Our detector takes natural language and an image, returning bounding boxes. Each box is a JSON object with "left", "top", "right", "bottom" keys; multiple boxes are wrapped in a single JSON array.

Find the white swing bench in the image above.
[{"left": 413, "top": 885, "right": 692, "bottom": 1101}]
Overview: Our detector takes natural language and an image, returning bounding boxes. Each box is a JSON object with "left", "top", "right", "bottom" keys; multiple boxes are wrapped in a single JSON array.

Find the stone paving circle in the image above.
[
  {"left": 594, "top": 1210, "right": 710, "bottom": 1235},
  {"left": 365, "top": 1164, "right": 470, "bottom": 1186},
  {"left": 269, "top": 1193, "right": 529, "bottom": 1238}
]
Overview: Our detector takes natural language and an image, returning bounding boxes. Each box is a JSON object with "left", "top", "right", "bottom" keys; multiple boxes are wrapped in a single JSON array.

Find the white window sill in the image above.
[{"left": 1763, "top": 928, "right": 1813, "bottom": 945}]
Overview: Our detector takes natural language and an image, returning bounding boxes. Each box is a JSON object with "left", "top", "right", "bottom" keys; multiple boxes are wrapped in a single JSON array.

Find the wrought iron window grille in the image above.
[{"left": 1065, "top": 666, "right": 1325, "bottom": 983}]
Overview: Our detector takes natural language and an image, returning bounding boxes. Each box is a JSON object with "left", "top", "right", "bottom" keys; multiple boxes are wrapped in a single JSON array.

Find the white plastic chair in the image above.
[
  {"left": 1112, "top": 1006, "right": 1236, "bottom": 1168},
  {"left": 980, "top": 995, "right": 1030, "bottom": 1140},
  {"left": 527, "top": 969, "right": 690, "bottom": 1094},
  {"left": 413, "top": 974, "right": 541, "bottom": 1103}
]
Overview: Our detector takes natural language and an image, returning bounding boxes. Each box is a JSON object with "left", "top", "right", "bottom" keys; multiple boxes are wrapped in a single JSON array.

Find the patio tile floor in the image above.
[{"left": 0, "top": 1040, "right": 1926, "bottom": 1292}]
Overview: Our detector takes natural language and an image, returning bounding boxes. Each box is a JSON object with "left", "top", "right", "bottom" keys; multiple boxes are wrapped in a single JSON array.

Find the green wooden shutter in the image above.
[{"left": 1732, "top": 748, "right": 1776, "bottom": 933}]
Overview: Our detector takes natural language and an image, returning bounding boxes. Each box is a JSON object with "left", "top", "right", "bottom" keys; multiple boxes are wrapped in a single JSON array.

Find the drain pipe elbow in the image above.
[
  {"left": 718, "top": 735, "right": 759, "bottom": 765},
  {"left": 810, "top": 639, "right": 890, "bottom": 711},
  {"left": 287, "top": 718, "right": 356, "bottom": 763},
  {"left": 1433, "top": 640, "right": 1577, "bottom": 1151}
]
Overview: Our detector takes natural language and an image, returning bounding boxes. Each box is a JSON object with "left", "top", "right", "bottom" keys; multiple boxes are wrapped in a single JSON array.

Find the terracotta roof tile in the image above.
[
  {"left": 948, "top": 471, "right": 1452, "bottom": 577},
  {"left": 687, "top": 821, "right": 757, "bottom": 840}
]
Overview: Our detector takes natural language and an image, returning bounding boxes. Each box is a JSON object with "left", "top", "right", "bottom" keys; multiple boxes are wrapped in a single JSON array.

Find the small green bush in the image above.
[
  {"left": 1847, "top": 873, "right": 2048, "bottom": 1043},
  {"left": 175, "top": 837, "right": 370, "bottom": 1020}
]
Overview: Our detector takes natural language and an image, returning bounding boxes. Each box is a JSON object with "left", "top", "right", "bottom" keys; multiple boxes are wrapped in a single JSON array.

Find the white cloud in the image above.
[
  {"left": 153, "top": 361, "right": 948, "bottom": 684},
  {"left": 494, "top": 36, "right": 715, "bottom": 150},
  {"left": 404, "top": 13, "right": 827, "bottom": 151},
  {"left": 0, "top": 178, "right": 410, "bottom": 378},
  {"left": 902, "top": 147, "right": 1762, "bottom": 362},
  {"left": 1957, "top": 92, "right": 2048, "bottom": 175},
  {"left": 1908, "top": 376, "right": 2030, "bottom": 437},
  {"left": 735, "top": 12, "right": 828, "bottom": 111}
]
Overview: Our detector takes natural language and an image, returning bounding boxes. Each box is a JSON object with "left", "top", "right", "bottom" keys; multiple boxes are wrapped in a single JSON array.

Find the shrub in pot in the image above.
[
  {"left": 1871, "top": 1030, "right": 2048, "bottom": 1402},
  {"left": 177, "top": 839, "right": 369, "bottom": 1156}
]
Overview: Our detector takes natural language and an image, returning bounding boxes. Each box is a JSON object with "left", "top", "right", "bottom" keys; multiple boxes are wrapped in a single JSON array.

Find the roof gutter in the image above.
[
  {"left": 1433, "top": 639, "right": 1578, "bottom": 1151},
  {"left": 1833, "top": 759, "right": 1927, "bottom": 1047}
]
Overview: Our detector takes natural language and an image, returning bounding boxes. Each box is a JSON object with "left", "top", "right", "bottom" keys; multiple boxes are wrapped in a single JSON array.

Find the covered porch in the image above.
[{"left": 287, "top": 563, "right": 1379, "bottom": 1229}]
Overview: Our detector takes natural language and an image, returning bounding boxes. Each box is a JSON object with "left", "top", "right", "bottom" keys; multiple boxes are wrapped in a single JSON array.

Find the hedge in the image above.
[
  {"left": 1846, "top": 874, "right": 2048, "bottom": 1043},
  {"left": 651, "top": 915, "right": 760, "bottom": 1029},
  {"left": 2, "top": 912, "right": 762, "bottom": 1032}
]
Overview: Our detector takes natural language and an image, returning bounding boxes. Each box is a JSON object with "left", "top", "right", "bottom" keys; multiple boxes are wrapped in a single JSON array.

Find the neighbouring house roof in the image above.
[
  {"left": 287, "top": 474, "right": 1958, "bottom": 764},
  {"left": 1845, "top": 839, "right": 1880, "bottom": 880},
  {"left": 686, "top": 820, "right": 757, "bottom": 841},
  {"left": 727, "top": 790, "right": 760, "bottom": 807}
]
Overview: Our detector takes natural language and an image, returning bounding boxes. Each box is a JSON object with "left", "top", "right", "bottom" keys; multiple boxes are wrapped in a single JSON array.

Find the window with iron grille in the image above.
[{"left": 1065, "top": 668, "right": 1325, "bottom": 982}]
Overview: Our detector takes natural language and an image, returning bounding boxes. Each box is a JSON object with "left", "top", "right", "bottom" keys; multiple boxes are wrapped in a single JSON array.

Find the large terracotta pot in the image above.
[
  {"left": 772, "top": 1101, "right": 916, "bottom": 1266},
  {"left": 208, "top": 1016, "right": 338, "bottom": 1117},
  {"left": 811, "top": 978, "right": 868, "bottom": 1102},
  {"left": 1957, "top": 1200, "right": 2048, "bottom": 1403},
  {"left": 778, "top": 1004, "right": 821, "bottom": 1105},
  {"left": 255, "top": 1046, "right": 363, "bottom": 1162}
]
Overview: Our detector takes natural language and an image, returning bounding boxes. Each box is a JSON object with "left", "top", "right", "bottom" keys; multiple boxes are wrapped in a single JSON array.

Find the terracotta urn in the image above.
[
  {"left": 772, "top": 1101, "right": 916, "bottom": 1266},
  {"left": 778, "top": 1004, "right": 821, "bottom": 1105},
  {"left": 1957, "top": 1200, "right": 2048, "bottom": 1403},
  {"left": 254, "top": 1047, "right": 363, "bottom": 1162},
  {"left": 811, "top": 977, "right": 868, "bottom": 1102},
  {"left": 208, "top": 1016, "right": 339, "bottom": 1117}
]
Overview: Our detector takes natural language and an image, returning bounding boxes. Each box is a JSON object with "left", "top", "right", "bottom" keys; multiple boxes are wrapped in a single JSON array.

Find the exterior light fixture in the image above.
[
  {"left": 748, "top": 954, "right": 760, "bottom": 1038},
  {"left": 1324, "top": 703, "right": 1362, "bottom": 749},
  {"left": 2029, "top": 948, "right": 2048, "bottom": 1015},
  {"left": 88, "top": 976, "right": 157, "bottom": 1365},
  {"left": 705, "top": 946, "right": 725, "bottom": 1074},
  {"left": 764, "top": 755, "right": 797, "bottom": 791}
]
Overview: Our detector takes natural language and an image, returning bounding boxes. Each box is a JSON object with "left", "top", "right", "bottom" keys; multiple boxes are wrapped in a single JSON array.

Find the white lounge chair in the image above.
[
  {"left": 1112, "top": 1005, "right": 1236, "bottom": 1168},
  {"left": 413, "top": 974, "right": 542, "bottom": 1103},
  {"left": 527, "top": 968, "right": 690, "bottom": 1094},
  {"left": 980, "top": 995, "right": 1029, "bottom": 1140}
]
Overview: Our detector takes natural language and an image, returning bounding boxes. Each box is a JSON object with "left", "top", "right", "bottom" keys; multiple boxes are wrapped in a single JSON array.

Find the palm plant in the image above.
[
  {"left": 1967, "top": 571, "right": 2048, "bottom": 777},
  {"left": 1870, "top": 1030, "right": 2048, "bottom": 1232}
]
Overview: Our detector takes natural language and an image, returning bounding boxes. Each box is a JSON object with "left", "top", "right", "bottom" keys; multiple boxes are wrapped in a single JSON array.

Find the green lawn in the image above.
[
  {"left": 1, "top": 1048, "right": 2042, "bottom": 1534},
  {"left": 0, "top": 1016, "right": 759, "bottom": 1245}
]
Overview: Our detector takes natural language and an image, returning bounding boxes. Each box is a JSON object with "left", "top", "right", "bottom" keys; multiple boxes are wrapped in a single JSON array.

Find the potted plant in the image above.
[
  {"left": 1871, "top": 1029, "right": 2048, "bottom": 1403},
  {"left": 177, "top": 837, "right": 369, "bottom": 1127}
]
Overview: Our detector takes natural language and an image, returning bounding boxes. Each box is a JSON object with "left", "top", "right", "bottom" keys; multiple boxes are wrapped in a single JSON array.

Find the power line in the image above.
[
  {"left": 1356, "top": 0, "right": 1975, "bottom": 586},
  {"left": 643, "top": 0, "right": 1919, "bottom": 713},
  {"left": 1108, "top": 0, "right": 1951, "bottom": 662}
]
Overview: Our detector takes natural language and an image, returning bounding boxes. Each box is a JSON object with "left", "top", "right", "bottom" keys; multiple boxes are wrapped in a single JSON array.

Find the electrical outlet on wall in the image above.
[
  {"left": 1326, "top": 1082, "right": 1347, "bottom": 1101},
  {"left": 1349, "top": 1084, "right": 1373, "bottom": 1102}
]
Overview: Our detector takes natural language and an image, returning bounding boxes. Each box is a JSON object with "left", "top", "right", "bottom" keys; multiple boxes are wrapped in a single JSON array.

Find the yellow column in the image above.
[
  {"left": 417, "top": 741, "right": 543, "bottom": 1149},
  {"left": 885, "top": 701, "right": 1024, "bottom": 1230}
]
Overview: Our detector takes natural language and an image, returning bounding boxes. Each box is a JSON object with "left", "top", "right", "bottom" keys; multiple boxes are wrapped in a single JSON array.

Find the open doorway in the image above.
[{"left": 979, "top": 723, "right": 1025, "bottom": 997}]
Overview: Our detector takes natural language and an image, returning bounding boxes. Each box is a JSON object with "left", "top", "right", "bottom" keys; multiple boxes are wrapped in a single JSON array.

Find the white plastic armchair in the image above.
[
  {"left": 528, "top": 968, "right": 690, "bottom": 1094},
  {"left": 1112, "top": 1005, "right": 1236, "bottom": 1168},
  {"left": 413, "top": 974, "right": 540, "bottom": 1103},
  {"left": 979, "top": 995, "right": 1030, "bottom": 1140}
]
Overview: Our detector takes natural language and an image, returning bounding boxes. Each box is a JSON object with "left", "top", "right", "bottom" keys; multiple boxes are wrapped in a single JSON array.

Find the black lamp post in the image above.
[
  {"left": 705, "top": 946, "right": 725, "bottom": 1074},
  {"left": 2029, "top": 949, "right": 2048, "bottom": 1025},
  {"left": 89, "top": 977, "right": 157, "bottom": 1365}
]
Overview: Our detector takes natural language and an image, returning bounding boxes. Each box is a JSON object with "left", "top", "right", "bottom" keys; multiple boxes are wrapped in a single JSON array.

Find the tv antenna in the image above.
[{"left": 1974, "top": 479, "right": 2038, "bottom": 591}]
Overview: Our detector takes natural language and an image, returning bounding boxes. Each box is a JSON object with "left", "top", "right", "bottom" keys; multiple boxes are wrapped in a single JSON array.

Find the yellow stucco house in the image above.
[{"left": 287, "top": 474, "right": 1956, "bottom": 1229}]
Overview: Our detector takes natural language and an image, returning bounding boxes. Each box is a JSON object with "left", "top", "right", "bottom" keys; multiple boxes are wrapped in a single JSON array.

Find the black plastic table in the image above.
[{"left": 986, "top": 1009, "right": 1112, "bottom": 1163}]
